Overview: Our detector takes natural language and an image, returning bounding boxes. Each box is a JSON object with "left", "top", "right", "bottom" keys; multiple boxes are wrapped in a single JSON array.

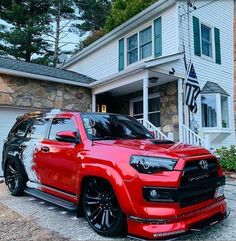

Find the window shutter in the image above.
[
  {"left": 118, "top": 38, "right": 124, "bottom": 71},
  {"left": 193, "top": 16, "right": 201, "bottom": 56},
  {"left": 154, "top": 17, "right": 162, "bottom": 57},
  {"left": 214, "top": 28, "right": 221, "bottom": 64}
]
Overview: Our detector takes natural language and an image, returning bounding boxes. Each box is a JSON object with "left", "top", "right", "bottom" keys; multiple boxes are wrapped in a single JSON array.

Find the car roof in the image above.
[{"left": 18, "top": 109, "right": 129, "bottom": 121}]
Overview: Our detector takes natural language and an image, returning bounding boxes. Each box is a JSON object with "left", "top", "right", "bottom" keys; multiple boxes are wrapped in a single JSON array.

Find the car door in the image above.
[{"left": 35, "top": 117, "right": 81, "bottom": 195}]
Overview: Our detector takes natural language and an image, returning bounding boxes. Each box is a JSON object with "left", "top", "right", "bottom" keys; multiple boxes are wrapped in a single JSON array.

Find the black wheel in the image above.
[
  {"left": 5, "top": 159, "right": 26, "bottom": 196},
  {"left": 83, "top": 177, "right": 126, "bottom": 237}
]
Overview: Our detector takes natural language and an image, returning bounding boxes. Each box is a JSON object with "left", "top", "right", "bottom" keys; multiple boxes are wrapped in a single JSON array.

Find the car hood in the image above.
[{"left": 94, "top": 139, "right": 210, "bottom": 158}]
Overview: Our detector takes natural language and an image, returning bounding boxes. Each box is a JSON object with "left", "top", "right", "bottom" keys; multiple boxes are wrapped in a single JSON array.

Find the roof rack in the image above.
[{"left": 44, "top": 109, "right": 62, "bottom": 118}]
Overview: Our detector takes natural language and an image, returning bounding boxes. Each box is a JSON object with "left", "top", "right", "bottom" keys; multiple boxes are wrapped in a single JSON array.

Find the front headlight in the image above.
[{"left": 130, "top": 155, "right": 177, "bottom": 174}]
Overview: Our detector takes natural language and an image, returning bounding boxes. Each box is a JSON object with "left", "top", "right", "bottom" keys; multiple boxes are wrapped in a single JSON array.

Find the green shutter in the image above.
[
  {"left": 214, "top": 28, "right": 221, "bottom": 64},
  {"left": 193, "top": 16, "right": 201, "bottom": 56},
  {"left": 154, "top": 17, "right": 162, "bottom": 57},
  {"left": 118, "top": 38, "right": 124, "bottom": 71}
]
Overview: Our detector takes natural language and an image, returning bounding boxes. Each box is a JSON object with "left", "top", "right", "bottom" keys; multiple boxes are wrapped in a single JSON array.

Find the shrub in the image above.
[{"left": 216, "top": 145, "right": 236, "bottom": 171}]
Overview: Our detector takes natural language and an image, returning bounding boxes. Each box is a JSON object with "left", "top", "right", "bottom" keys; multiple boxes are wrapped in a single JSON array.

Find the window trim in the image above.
[
  {"left": 200, "top": 93, "right": 231, "bottom": 130},
  {"left": 199, "top": 21, "right": 215, "bottom": 62}
]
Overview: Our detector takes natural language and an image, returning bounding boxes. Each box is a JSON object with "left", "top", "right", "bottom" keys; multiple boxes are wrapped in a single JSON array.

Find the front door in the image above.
[{"left": 130, "top": 94, "right": 160, "bottom": 127}]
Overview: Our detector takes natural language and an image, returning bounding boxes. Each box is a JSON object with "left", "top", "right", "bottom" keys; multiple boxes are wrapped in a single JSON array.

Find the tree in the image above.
[
  {"left": 75, "top": 0, "right": 112, "bottom": 35},
  {"left": 104, "top": 0, "right": 157, "bottom": 32},
  {"left": 0, "top": 0, "right": 52, "bottom": 62},
  {"left": 48, "top": 0, "right": 78, "bottom": 66}
]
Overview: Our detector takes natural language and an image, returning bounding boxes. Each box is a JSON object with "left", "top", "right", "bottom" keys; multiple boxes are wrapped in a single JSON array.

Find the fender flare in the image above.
[{"left": 79, "top": 163, "right": 137, "bottom": 215}]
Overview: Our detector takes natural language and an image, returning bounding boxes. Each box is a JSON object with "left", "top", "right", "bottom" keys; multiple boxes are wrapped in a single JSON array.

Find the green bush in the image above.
[{"left": 216, "top": 145, "right": 236, "bottom": 171}]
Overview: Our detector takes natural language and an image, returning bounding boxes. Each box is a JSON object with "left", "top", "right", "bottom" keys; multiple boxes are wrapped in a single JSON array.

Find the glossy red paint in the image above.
[{"left": 31, "top": 112, "right": 227, "bottom": 239}]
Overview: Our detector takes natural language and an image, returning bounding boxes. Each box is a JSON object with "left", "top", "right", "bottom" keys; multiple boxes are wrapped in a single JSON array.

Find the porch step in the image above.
[{"left": 24, "top": 188, "right": 77, "bottom": 211}]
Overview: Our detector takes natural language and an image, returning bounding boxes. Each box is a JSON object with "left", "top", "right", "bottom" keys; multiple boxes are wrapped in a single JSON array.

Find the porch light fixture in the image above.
[{"left": 149, "top": 77, "right": 159, "bottom": 84}]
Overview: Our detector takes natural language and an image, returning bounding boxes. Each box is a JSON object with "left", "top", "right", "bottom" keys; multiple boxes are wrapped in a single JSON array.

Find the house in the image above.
[
  {"left": 0, "top": 56, "right": 94, "bottom": 175},
  {"left": 64, "top": 0, "right": 235, "bottom": 150}
]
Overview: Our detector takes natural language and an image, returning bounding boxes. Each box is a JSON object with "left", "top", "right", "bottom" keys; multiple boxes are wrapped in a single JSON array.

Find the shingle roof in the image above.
[
  {"left": 0, "top": 56, "right": 96, "bottom": 84},
  {"left": 201, "top": 81, "right": 229, "bottom": 96}
]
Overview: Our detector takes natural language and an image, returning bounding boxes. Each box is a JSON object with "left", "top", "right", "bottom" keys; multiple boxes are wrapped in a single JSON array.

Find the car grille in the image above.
[{"left": 179, "top": 159, "right": 220, "bottom": 208}]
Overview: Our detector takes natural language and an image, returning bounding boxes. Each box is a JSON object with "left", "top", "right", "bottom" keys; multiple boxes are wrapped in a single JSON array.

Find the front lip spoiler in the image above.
[{"left": 127, "top": 208, "right": 230, "bottom": 240}]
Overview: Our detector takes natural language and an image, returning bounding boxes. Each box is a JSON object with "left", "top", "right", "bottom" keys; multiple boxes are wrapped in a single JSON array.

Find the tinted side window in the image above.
[
  {"left": 49, "top": 118, "right": 77, "bottom": 141},
  {"left": 10, "top": 119, "right": 33, "bottom": 137},
  {"left": 27, "top": 119, "right": 49, "bottom": 139}
]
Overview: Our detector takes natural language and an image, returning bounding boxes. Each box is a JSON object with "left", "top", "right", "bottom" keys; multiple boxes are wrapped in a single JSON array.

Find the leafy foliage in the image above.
[
  {"left": 77, "top": 29, "right": 105, "bottom": 51},
  {"left": 216, "top": 145, "right": 236, "bottom": 171},
  {"left": 0, "top": 0, "right": 52, "bottom": 62},
  {"left": 104, "top": 0, "right": 157, "bottom": 32}
]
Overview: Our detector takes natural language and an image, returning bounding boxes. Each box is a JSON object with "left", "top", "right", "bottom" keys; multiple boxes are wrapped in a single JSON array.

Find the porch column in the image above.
[
  {"left": 178, "top": 78, "right": 184, "bottom": 142},
  {"left": 92, "top": 93, "right": 96, "bottom": 112},
  {"left": 143, "top": 71, "right": 149, "bottom": 127}
]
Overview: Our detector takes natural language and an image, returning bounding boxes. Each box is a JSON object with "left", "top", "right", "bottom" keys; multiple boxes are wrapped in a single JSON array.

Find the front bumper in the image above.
[{"left": 127, "top": 199, "right": 228, "bottom": 240}]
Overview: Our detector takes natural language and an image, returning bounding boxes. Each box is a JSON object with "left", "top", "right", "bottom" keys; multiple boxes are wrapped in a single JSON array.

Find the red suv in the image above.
[{"left": 2, "top": 110, "right": 228, "bottom": 239}]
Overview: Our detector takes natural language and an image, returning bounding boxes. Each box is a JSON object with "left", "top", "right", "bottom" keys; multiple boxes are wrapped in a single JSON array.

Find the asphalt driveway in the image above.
[{"left": 0, "top": 179, "right": 235, "bottom": 241}]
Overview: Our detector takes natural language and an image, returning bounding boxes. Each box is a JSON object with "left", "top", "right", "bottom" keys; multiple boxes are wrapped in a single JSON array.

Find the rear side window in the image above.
[
  {"left": 49, "top": 118, "right": 78, "bottom": 141},
  {"left": 27, "top": 118, "right": 49, "bottom": 139},
  {"left": 10, "top": 119, "right": 33, "bottom": 137}
]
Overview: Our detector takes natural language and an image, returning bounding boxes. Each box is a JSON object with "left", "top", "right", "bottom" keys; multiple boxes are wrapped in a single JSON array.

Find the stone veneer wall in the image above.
[
  {"left": 159, "top": 81, "right": 179, "bottom": 141},
  {"left": 0, "top": 74, "right": 91, "bottom": 111}
]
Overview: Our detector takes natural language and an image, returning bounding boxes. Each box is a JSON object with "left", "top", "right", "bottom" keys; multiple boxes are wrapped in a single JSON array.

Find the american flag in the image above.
[{"left": 185, "top": 62, "right": 201, "bottom": 113}]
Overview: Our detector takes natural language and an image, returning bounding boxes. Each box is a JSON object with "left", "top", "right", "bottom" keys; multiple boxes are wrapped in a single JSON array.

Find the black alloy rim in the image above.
[
  {"left": 6, "top": 161, "right": 19, "bottom": 193},
  {"left": 84, "top": 178, "right": 119, "bottom": 232}
]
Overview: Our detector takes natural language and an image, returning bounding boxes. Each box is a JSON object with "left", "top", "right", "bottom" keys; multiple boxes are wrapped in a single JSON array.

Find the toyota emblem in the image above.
[{"left": 199, "top": 160, "right": 208, "bottom": 170}]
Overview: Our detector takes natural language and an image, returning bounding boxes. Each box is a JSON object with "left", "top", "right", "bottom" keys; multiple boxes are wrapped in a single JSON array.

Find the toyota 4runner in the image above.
[{"left": 2, "top": 110, "right": 229, "bottom": 239}]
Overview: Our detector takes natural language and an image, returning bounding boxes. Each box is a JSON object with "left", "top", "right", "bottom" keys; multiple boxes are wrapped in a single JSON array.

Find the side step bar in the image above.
[{"left": 25, "top": 188, "right": 77, "bottom": 211}]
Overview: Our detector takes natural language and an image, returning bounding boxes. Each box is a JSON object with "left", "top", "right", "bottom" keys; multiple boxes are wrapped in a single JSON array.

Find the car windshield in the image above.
[{"left": 81, "top": 114, "right": 153, "bottom": 141}]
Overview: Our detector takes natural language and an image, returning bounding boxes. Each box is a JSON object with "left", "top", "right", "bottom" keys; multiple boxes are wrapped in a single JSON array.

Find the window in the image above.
[
  {"left": 131, "top": 96, "right": 160, "bottom": 127},
  {"left": 27, "top": 119, "right": 49, "bottom": 139},
  {"left": 127, "top": 34, "right": 138, "bottom": 65},
  {"left": 201, "top": 95, "right": 217, "bottom": 127},
  {"left": 201, "top": 24, "right": 212, "bottom": 57},
  {"left": 10, "top": 119, "right": 33, "bottom": 137},
  {"left": 140, "top": 27, "right": 152, "bottom": 59},
  {"left": 49, "top": 118, "right": 77, "bottom": 140},
  {"left": 81, "top": 114, "right": 152, "bottom": 140},
  {"left": 221, "top": 96, "right": 229, "bottom": 128},
  {"left": 201, "top": 94, "right": 229, "bottom": 129}
]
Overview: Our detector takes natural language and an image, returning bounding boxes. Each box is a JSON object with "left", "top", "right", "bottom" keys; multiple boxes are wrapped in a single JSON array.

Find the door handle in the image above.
[{"left": 41, "top": 146, "right": 50, "bottom": 152}]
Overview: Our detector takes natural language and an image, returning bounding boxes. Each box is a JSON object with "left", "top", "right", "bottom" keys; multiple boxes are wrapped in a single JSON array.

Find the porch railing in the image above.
[
  {"left": 181, "top": 124, "right": 210, "bottom": 150},
  {"left": 137, "top": 119, "right": 169, "bottom": 140}
]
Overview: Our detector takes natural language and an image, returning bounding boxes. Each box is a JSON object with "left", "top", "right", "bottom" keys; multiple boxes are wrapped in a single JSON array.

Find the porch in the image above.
[{"left": 91, "top": 56, "right": 210, "bottom": 149}]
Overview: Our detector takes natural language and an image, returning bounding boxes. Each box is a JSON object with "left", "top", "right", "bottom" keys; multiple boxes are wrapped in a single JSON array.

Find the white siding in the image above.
[
  {"left": 67, "top": 4, "right": 179, "bottom": 80},
  {"left": 177, "top": 0, "right": 235, "bottom": 148},
  {"left": 67, "top": 40, "right": 119, "bottom": 80}
]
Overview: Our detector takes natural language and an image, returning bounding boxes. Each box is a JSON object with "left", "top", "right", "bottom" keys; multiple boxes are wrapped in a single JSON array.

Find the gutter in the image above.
[{"left": 0, "top": 67, "right": 90, "bottom": 88}]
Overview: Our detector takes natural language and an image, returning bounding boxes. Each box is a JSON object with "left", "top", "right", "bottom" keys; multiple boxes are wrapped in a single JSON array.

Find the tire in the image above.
[
  {"left": 5, "top": 159, "right": 26, "bottom": 196},
  {"left": 82, "top": 177, "right": 126, "bottom": 237}
]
